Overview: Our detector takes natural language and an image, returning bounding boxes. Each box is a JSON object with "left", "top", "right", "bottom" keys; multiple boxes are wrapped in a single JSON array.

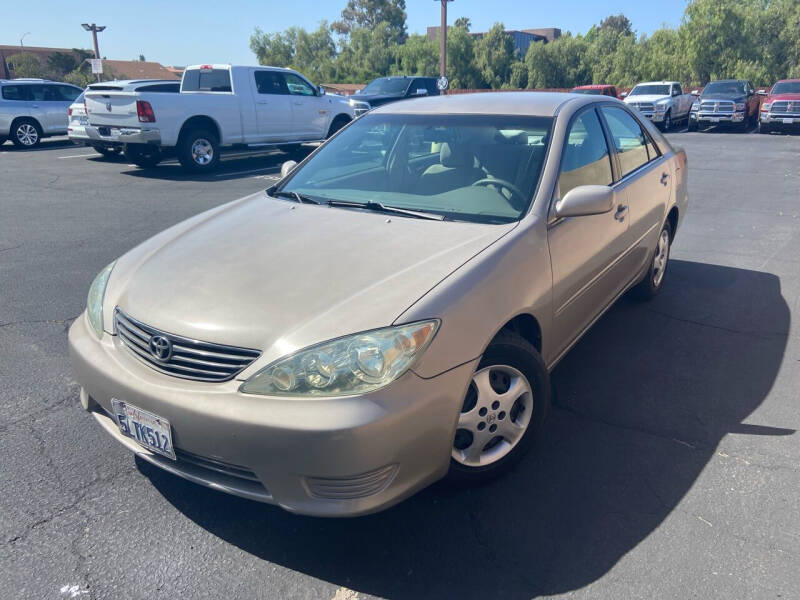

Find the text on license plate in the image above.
[
  {"left": 710, "top": 117, "right": 720, "bottom": 123},
  {"left": 783, "top": 118, "right": 795, "bottom": 124},
  {"left": 111, "top": 399, "right": 176, "bottom": 460}
]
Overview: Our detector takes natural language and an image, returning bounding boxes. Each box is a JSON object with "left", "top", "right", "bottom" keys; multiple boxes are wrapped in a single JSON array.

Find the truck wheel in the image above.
[
  {"left": 326, "top": 115, "right": 351, "bottom": 139},
  {"left": 0, "top": 135, "right": 7, "bottom": 146},
  {"left": 759, "top": 122, "right": 771, "bottom": 135},
  {"left": 687, "top": 119, "right": 697, "bottom": 132},
  {"left": 125, "top": 145, "right": 162, "bottom": 168},
  {"left": 177, "top": 129, "right": 220, "bottom": 172},
  {"left": 11, "top": 118, "right": 42, "bottom": 148},
  {"left": 661, "top": 110, "right": 672, "bottom": 132}
]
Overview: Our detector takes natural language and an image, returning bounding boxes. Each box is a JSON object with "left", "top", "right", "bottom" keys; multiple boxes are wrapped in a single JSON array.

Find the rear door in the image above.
[
  {"left": 284, "top": 72, "right": 327, "bottom": 139},
  {"left": 548, "top": 107, "right": 630, "bottom": 357},
  {"left": 252, "top": 70, "right": 292, "bottom": 140},
  {"left": 599, "top": 105, "right": 671, "bottom": 277},
  {"left": 46, "top": 84, "right": 81, "bottom": 133}
]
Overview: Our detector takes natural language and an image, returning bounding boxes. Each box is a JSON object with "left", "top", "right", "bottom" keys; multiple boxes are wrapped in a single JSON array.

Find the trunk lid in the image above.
[{"left": 85, "top": 91, "right": 145, "bottom": 128}]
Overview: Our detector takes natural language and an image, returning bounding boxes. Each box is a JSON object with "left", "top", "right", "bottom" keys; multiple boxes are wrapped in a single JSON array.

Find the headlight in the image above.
[
  {"left": 86, "top": 261, "right": 116, "bottom": 338},
  {"left": 240, "top": 320, "right": 439, "bottom": 397},
  {"left": 734, "top": 102, "right": 746, "bottom": 111},
  {"left": 691, "top": 102, "right": 700, "bottom": 111},
  {"left": 654, "top": 103, "right": 667, "bottom": 112},
  {"left": 761, "top": 102, "right": 771, "bottom": 111}
]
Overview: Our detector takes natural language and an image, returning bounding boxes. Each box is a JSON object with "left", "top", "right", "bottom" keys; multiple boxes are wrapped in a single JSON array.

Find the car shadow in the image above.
[
  {"left": 0, "top": 138, "right": 74, "bottom": 152},
  {"left": 138, "top": 259, "right": 791, "bottom": 599}
]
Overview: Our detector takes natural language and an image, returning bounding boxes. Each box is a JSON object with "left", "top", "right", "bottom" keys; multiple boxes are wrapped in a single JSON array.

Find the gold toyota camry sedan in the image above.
[{"left": 69, "top": 92, "right": 688, "bottom": 516}]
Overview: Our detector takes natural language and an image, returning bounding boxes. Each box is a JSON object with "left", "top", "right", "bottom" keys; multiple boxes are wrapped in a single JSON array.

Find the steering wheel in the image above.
[{"left": 471, "top": 178, "right": 527, "bottom": 208}]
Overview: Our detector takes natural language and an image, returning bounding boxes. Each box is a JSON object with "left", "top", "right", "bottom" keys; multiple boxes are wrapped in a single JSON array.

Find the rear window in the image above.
[
  {"left": 182, "top": 69, "right": 232, "bottom": 92},
  {"left": 1, "top": 84, "right": 31, "bottom": 101}
]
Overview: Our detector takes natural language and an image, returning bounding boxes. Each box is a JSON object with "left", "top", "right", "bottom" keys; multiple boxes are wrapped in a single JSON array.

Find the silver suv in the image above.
[{"left": 0, "top": 79, "right": 83, "bottom": 148}]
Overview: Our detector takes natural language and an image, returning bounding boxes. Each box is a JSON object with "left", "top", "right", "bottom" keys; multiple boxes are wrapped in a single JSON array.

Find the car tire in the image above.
[
  {"left": 687, "top": 119, "right": 697, "bottom": 132},
  {"left": 448, "top": 331, "right": 549, "bottom": 484},
  {"left": 11, "top": 118, "right": 42, "bottom": 148},
  {"left": 661, "top": 110, "right": 672, "bottom": 132},
  {"left": 326, "top": 115, "right": 351, "bottom": 139},
  {"left": 124, "top": 145, "right": 162, "bottom": 169},
  {"left": 176, "top": 129, "right": 220, "bottom": 173},
  {"left": 0, "top": 135, "right": 7, "bottom": 145},
  {"left": 633, "top": 220, "right": 672, "bottom": 301},
  {"left": 758, "top": 122, "right": 771, "bottom": 135}
]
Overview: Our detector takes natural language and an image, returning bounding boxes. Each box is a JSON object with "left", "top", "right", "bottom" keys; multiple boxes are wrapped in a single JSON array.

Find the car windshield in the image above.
[
  {"left": 630, "top": 85, "right": 670, "bottom": 96},
  {"left": 702, "top": 81, "right": 746, "bottom": 96},
  {"left": 771, "top": 81, "right": 800, "bottom": 95},
  {"left": 571, "top": 88, "right": 603, "bottom": 95},
  {"left": 277, "top": 113, "right": 553, "bottom": 224},
  {"left": 361, "top": 78, "right": 411, "bottom": 95}
]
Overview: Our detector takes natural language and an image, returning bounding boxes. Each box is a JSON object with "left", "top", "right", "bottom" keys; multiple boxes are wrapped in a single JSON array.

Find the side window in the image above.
[
  {"left": 409, "top": 79, "right": 427, "bottom": 97},
  {"left": 426, "top": 79, "right": 438, "bottom": 96},
  {"left": 674, "top": 84, "right": 683, "bottom": 96},
  {"left": 600, "top": 106, "right": 651, "bottom": 178},
  {"left": 254, "top": 71, "right": 287, "bottom": 95},
  {"left": 1, "top": 85, "right": 31, "bottom": 101},
  {"left": 284, "top": 73, "right": 316, "bottom": 96},
  {"left": 56, "top": 85, "right": 82, "bottom": 102},
  {"left": 557, "top": 109, "right": 613, "bottom": 199}
]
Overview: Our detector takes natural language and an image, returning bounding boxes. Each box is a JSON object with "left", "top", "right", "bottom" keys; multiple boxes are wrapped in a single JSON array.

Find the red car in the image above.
[
  {"left": 758, "top": 79, "right": 800, "bottom": 134},
  {"left": 570, "top": 84, "right": 618, "bottom": 98}
]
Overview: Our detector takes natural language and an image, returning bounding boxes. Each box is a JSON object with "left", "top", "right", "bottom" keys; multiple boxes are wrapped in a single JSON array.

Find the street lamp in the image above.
[
  {"left": 20, "top": 31, "right": 30, "bottom": 51},
  {"left": 81, "top": 23, "right": 106, "bottom": 59},
  {"left": 435, "top": 0, "right": 453, "bottom": 92}
]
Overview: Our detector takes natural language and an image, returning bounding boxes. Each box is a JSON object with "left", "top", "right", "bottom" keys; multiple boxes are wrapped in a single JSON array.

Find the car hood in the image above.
[
  {"left": 699, "top": 94, "right": 747, "bottom": 102},
  {"left": 106, "top": 193, "right": 514, "bottom": 363},
  {"left": 767, "top": 93, "right": 800, "bottom": 102},
  {"left": 625, "top": 94, "right": 669, "bottom": 103},
  {"left": 352, "top": 93, "right": 404, "bottom": 106}
]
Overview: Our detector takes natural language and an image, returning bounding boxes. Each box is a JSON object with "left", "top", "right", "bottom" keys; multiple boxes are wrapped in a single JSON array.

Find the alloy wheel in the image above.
[
  {"left": 191, "top": 138, "right": 214, "bottom": 165},
  {"left": 16, "top": 123, "right": 38, "bottom": 146},
  {"left": 452, "top": 364, "right": 534, "bottom": 467},
  {"left": 652, "top": 229, "right": 670, "bottom": 287}
]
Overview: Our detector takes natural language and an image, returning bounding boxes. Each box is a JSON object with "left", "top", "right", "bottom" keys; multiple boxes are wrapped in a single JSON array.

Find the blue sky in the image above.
[{"left": 0, "top": 0, "right": 687, "bottom": 67}]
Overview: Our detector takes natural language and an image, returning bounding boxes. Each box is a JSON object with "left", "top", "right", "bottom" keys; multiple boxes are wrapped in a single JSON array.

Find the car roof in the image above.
[
  {"left": 372, "top": 91, "right": 582, "bottom": 117},
  {"left": 634, "top": 81, "right": 677, "bottom": 86},
  {"left": 707, "top": 79, "right": 746, "bottom": 83},
  {"left": 573, "top": 84, "right": 613, "bottom": 89},
  {"left": 774, "top": 78, "right": 800, "bottom": 83},
  {"left": 0, "top": 78, "right": 77, "bottom": 85}
]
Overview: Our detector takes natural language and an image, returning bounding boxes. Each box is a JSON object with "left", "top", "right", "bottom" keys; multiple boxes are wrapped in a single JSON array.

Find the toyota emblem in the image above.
[{"left": 148, "top": 335, "right": 172, "bottom": 361}]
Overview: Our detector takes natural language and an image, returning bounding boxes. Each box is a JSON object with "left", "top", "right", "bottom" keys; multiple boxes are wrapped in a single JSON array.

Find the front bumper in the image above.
[
  {"left": 690, "top": 111, "right": 746, "bottom": 123},
  {"left": 68, "top": 313, "right": 476, "bottom": 516},
  {"left": 85, "top": 124, "right": 161, "bottom": 146},
  {"left": 760, "top": 113, "right": 800, "bottom": 125}
]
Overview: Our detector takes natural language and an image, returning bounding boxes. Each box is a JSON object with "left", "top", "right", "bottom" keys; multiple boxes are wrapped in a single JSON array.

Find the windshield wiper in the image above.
[
  {"left": 269, "top": 189, "right": 323, "bottom": 205},
  {"left": 326, "top": 199, "right": 445, "bottom": 221}
]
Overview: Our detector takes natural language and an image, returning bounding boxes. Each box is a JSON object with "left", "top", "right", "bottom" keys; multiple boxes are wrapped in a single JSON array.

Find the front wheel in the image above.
[
  {"left": 326, "top": 115, "right": 351, "bottom": 139},
  {"left": 687, "top": 119, "right": 698, "bottom": 132},
  {"left": 449, "top": 331, "right": 549, "bottom": 483},
  {"left": 758, "top": 121, "right": 771, "bottom": 135},
  {"left": 176, "top": 129, "right": 220, "bottom": 172},
  {"left": 124, "top": 145, "right": 162, "bottom": 168},
  {"left": 661, "top": 110, "right": 672, "bottom": 132},
  {"left": 633, "top": 221, "right": 672, "bottom": 301}
]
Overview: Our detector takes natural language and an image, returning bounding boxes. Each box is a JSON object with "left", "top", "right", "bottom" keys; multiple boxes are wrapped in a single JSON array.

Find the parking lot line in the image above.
[
  {"left": 58, "top": 153, "right": 99, "bottom": 159},
  {"left": 214, "top": 167, "right": 279, "bottom": 178}
]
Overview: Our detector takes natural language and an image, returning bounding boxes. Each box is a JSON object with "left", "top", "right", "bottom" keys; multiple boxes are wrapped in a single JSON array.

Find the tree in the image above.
[
  {"left": 138, "top": 54, "right": 146, "bottom": 62},
  {"left": 47, "top": 52, "right": 78, "bottom": 78},
  {"left": 6, "top": 52, "right": 45, "bottom": 78},
  {"left": 394, "top": 33, "right": 438, "bottom": 77},
  {"left": 331, "top": 0, "right": 407, "bottom": 43},
  {"left": 454, "top": 17, "right": 471, "bottom": 32},
  {"left": 446, "top": 25, "right": 483, "bottom": 88},
  {"left": 474, "top": 23, "right": 514, "bottom": 89},
  {"left": 250, "top": 26, "right": 297, "bottom": 67},
  {"left": 334, "top": 23, "right": 397, "bottom": 82},
  {"left": 599, "top": 14, "right": 633, "bottom": 37}
]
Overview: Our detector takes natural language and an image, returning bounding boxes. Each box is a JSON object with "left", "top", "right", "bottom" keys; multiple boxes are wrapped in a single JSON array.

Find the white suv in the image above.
[{"left": 0, "top": 79, "right": 83, "bottom": 148}]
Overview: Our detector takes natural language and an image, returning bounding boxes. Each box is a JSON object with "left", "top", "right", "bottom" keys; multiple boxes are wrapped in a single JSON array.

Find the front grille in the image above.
[
  {"left": 175, "top": 449, "right": 261, "bottom": 482},
  {"left": 700, "top": 100, "right": 734, "bottom": 114},
  {"left": 771, "top": 101, "right": 800, "bottom": 115},
  {"left": 631, "top": 102, "right": 654, "bottom": 113},
  {"left": 114, "top": 307, "right": 261, "bottom": 382}
]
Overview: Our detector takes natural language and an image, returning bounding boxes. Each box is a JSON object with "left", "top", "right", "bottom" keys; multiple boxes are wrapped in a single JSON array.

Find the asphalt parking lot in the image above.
[{"left": 2, "top": 125, "right": 799, "bottom": 600}]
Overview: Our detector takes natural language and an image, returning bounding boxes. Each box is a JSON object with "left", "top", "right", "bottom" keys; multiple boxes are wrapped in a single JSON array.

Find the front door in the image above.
[
  {"left": 548, "top": 107, "right": 631, "bottom": 358},
  {"left": 284, "top": 73, "right": 327, "bottom": 139}
]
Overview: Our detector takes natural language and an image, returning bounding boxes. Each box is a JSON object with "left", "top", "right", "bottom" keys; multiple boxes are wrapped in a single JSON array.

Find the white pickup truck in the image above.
[
  {"left": 622, "top": 81, "right": 695, "bottom": 131},
  {"left": 84, "top": 65, "right": 364, "bottom": 171}
]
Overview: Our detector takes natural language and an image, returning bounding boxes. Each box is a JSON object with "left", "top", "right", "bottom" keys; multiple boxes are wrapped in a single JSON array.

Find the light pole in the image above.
[
  {"left": 436, "top": 0, "right": 453, "bottom": 92},
  {"left": 81, "top": 23, "right": 106, "bottom": 81},
  {"left": 20, "top": 31, "right": 30, "bottom": 51}
]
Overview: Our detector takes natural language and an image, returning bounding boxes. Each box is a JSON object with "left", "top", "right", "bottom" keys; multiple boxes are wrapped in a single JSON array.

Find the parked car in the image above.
[
  {"left": 571, "top": 84, "right": 618, "bottom": 98},
  {"left": 757, "top": 79, "right": 800, "bottom": 134},
  {"left": 350, "top": 76, "right": 440, "bottom": 114},
  {"left": 622, "top": 81, "right": 694, "bottom": 131},
  {"left": 69, "top": 92, "right": 687, "bottom": 517},
  {"left": 688, "top": 79, "right": 759, "bottom": 131},
  {"left": 69, "top": 80, "right": 180, "bottom": 157},
  {"left": 0, "top": 78, "right": 82, "bottom": 148},
  {"left": 83, "top": 65, "right": 357, "bottom": 172}
]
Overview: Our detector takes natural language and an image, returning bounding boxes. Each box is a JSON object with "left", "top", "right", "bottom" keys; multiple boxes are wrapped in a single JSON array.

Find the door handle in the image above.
[
  {"left": 293, "top": 101, "right": 303, "bottom": 106},
  {"left": 660, "top": 172, "right": 669, "bottom": 186},
  {"left": 614, "top": 205, "right": 628, "bottom": 222},
  {"left": 256, "top": 100, "right": 268, "bottom": 105}
]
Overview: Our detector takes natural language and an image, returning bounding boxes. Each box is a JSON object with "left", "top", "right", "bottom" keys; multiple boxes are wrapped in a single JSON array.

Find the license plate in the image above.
[
  {"left": 783, "top": 118, "right": 794, "bottom": 124},
  {"left": 710, "top": 117, "right": 720, "bottom": 123},
  {"left": 111, "top": 399, "right": 175, "bottom": 460}
]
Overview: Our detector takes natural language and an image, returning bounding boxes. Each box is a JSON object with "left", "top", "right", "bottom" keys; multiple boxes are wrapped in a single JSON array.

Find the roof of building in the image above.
[
  {"left": 372, "top": 91, "right": 578, "bottom": 117},
  {"left": 102, "top": 60, "right": 180, "bottom": 80}
]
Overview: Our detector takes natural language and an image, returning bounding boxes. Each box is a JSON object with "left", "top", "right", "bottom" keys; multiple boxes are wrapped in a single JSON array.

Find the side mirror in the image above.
[
  {"left": 691, "top": 90, "right": 700, "bottom": 96},
  {"left": 414, "top": 88, "right": 428, "bottom": 96},
  {"left": 620, "top": 91, "right": 628, "bottom": 98},
  {"left": 280, "top": 160, "right": 298, "bottom": 179},
  {"left": 757, "top": 89, "right": 767, "bottom": 96},
  {"left": 555, "top": 185, "right": 615, "bottom": 219},
  {"left": 318, "top": 85, "right": 326, "bottom": 96}
]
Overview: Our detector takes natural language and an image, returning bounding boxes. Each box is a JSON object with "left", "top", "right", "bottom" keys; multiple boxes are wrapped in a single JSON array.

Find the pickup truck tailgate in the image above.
[{"left": 85, "top": 92, "right": 144, "bottom": 128}]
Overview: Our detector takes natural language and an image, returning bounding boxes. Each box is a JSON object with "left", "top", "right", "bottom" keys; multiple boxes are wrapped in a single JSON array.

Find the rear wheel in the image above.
[
  {"left": 687, "top": 119, "right": 697, "bottom": 132},
  {"left": 177, "top": 129, "right": 220, "bottom": 172},
  {"left": 449, "top": 331, "right": 549, "bottom": 483},
  {"left": 11, "top": 118, "right": 42, "bottom": 148},
  {"left": 0, "top": 135, "right": 7, "bottom": 145},
  {"left": 633, "top": 220, "right": 672, "bottom": 301},
  {"left": 124, "top": 145, "right": 162, "bottom": 168}
]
